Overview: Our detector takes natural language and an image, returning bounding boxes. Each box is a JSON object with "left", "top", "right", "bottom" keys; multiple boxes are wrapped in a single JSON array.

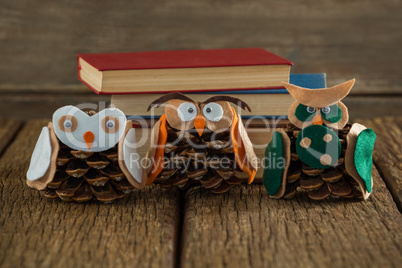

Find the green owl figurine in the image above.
[{"left": 263, "top": 79, "right": 376, "bottom": 200}]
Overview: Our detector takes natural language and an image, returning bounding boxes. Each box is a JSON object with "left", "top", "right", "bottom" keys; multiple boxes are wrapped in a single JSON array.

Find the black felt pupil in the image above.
[
  {"left": 206, "top": 107, "right": 212, "bottom": 113},
  {"left": 188, "top": 108, "right": 194, "bottom": 113}
]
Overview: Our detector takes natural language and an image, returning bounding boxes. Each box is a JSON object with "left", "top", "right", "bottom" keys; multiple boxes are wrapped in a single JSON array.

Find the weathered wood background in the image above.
[{"left": 0, "top": 0, "right": 401, "bottom": 267}]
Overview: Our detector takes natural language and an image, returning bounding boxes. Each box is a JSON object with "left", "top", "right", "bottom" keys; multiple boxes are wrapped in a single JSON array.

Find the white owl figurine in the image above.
[{"left": 26, "top": 105, "right": 145, "bottom": 203}]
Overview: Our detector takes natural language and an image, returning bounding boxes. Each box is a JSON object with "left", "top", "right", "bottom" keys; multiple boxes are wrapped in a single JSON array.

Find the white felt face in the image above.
[{"left": 52, "top": 106, "right": 127, "bottom": 152}]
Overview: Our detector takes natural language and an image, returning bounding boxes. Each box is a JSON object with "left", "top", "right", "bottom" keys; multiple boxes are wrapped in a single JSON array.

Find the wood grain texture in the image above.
[
  {"left": 359, "top": 116, "right": 402, "bottom": 211},
  {"left": 0, "top": 118, "right": 22, "bottom": 156},
  {"left": 180, "top": 168, "right": 402, "bottom": 268},
  {"left": 0, "top": 120, "right": 181, "bottom": 268},
  {"left": 0, "top": 0, "right": 401, "bottom": 95}
]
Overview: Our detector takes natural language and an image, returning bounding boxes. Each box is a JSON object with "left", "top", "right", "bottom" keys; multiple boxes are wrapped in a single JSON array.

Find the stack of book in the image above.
[{"left": 77, "top": 48, "right": 326, "bottom": 179}]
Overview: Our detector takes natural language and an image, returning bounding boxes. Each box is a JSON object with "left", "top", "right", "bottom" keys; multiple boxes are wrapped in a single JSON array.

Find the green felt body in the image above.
[
  {"left": 354, "top": 128, "right": 376, "bottom": 193},
  {"left": 263, "top": 131, "right": 284, "bottom": 196},
  {"left": 296, "top": 125, "right": 341, "bottom": 169}
]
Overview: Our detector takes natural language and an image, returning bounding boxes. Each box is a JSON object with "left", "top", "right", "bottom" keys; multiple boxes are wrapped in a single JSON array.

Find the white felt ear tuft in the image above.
[{"left": 27, "top": 127, "right": 52, "bottom": 181}]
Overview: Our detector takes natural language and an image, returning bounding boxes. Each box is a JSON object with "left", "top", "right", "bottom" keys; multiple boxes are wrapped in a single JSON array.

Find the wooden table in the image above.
[{"left": 0, "top": 116, "right": 401, "bottom": 267}]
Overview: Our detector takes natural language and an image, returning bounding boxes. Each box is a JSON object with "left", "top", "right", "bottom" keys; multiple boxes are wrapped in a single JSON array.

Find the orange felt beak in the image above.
[
  {"left": 312, "top": 114, "right": 323, "bottom": 125},
  {"left": 194, "top": 115, "right": 205, "bottom": 136},
  {"left": 83, "top": 131, "right": 95, "bottom": 150}
]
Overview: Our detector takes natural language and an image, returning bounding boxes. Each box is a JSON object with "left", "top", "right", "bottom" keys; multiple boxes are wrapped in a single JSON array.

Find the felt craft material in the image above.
[
  {"left": 295, "top": 103, "right": 316, "bottom": 122},
  {"left": 263, "top": 79, "right": 375, "bottom": 200},
  {"left": 345, "top": 123, "right": 374, "bottom": 199},
  {"left": 230, "top": 109, "right": 258, "bottom": 184},
  {"left": 263, "top": 131, "right": 284, "bottom": 196},
  {"left": 201, "top": 101, "right": 233, "bottom": 132},
  {"left": 296, "top": 125, "right": 341, "bottom": 169},
  {"left": 146, "top": 114, "right": 167, "bottom": 185},
  {"left": 322, "top": 101, "right": 349, "bottom": 130},
  {"left": 165, "top": 99, "right": 198, "bottom": 131},
  {"left": 145, "top": 93, "right": 259, "bottom": 193},
  {"left": 26, "top": 106, "right": 146, "bottom": 203},
  {"left": 289, "top": 101, "right": 349, "bottom": 130},
  {"left": 26, "top": 123, "right": 59, "bottom": 190},
  {"left": 118, "top": 122, "right": 146, "bottom": 188},
  {"left": 202, "top": 95, "right": 251, "bottom": 112},
  {"left": 283, "top": 79, "right": 355, "bottom": 108},
  {"left": 320, "top": 104, "right": 342, "bottom": 123},
  {"left": 52, "top": 105, "right": 127, "bottom": 152},
  {"left": 27, "top": 127, "right": 52, "bottom": 181},
  {"left": 144, "top": 119, "right": 161, "bottom": 176},
  {"left": 263, "top": 128, "right": 290, "bottom": 198},
  {"left": 354, "top": 129, "right": 376, "bottom": 193}
]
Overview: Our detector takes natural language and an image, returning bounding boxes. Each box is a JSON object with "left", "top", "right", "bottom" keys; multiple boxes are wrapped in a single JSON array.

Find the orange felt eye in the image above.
[
  {"left": 58, "top": 115, "right": 78, "bottom": 132},
  {"left": 101, "top": 116, "right": 119, "bottom": 133}
]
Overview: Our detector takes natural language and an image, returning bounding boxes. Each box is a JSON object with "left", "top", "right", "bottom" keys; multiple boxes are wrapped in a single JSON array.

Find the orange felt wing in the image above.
[
  {"left": 145, "top": 114, "right": 168, "bottom": 185},
  {"left": 230, "top": 107, "right": 258, "bottom": 184}
]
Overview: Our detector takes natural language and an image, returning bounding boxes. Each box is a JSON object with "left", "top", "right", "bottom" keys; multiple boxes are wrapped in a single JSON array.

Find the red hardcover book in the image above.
[{"left": 77, "top": 48, "right": 293, "bottom": 95}]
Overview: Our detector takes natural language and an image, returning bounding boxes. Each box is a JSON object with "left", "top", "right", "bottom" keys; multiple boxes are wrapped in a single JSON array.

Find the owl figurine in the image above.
[
  {"left": 26, "top": 106, "right": 146, "bottom": 203},
  {"left": 145, "top": 93, "right": 258, "bottom": 194},
  {"left": 263, "top": 79, "right": 376, "bottom": 200}
]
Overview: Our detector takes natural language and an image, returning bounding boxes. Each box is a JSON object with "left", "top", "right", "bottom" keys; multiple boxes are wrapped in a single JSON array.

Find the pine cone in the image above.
[
  {"left": 153, "top": 124, "right": 244, "bottom": 194},
  {"left": 282, "top": 123, "right": 363, "bottom": 200}
]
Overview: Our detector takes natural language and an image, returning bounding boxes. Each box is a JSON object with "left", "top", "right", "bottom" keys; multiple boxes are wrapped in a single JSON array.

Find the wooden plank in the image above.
[
  {"left": 0, "top": 0, "right": 401, "bottom": 95},
  {"left": 180, "top": 168, "right": 402, "bottom": 267},
  {"left": 0, "top": 118, "right": 22, "bottom": 156},
  {"left": 0, "top": 120, "right": 181, "bottom": 268},
  {"left": 359, "top": 116, "right": 402, "bottom": 211}
]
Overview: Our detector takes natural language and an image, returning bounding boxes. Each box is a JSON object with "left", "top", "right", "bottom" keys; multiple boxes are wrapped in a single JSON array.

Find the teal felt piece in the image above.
[
  {"left": 354, "top": 128, "right": 376, "bottom": 193},
  {"left": 296, "top": 125, "right": 341, "bottom": 169},
  {"left": 295, "top": 103, "right": 316, "bottom": 122},
  {"left": 263, "top": 131, "right": 284, "bottom": 196},
  {"left": 320, "top": 104, "right": 341, "bottom": 123}
]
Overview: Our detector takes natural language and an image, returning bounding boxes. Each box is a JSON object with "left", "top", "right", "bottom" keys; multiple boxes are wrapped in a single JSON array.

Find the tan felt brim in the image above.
[
  {"left": 269, "top": 128, "right": 291, "bottom": 199},
  {"left": 118, "top": 121, "right": 147, "bottom": 189},
  {"left": 345, "top": 123, "right": 371, "bottom": 200},
  {"left": 26, "top": 122, "right": 59, "bottom": 191},
  {"left": 283, "top": 79, "right": 355, "bottom": 107}
]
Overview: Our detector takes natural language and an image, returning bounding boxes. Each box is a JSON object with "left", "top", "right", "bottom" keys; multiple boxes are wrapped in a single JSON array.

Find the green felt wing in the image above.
[
  {"left": 354, "top": 128, "right": 376, "bottom": 193},
  {"left": 263, "top": 131, "right": 285, "bottom": 196}
]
